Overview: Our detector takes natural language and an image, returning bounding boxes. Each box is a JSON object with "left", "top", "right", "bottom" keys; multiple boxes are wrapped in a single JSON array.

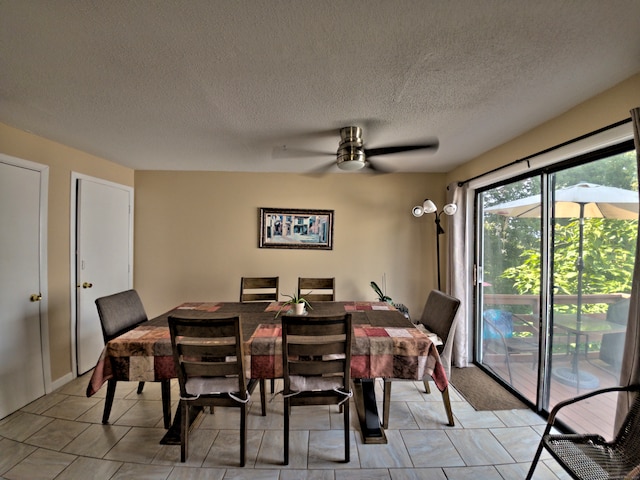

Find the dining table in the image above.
[{"left": 86, "top": 300, "right": 448, "bottom": 444}]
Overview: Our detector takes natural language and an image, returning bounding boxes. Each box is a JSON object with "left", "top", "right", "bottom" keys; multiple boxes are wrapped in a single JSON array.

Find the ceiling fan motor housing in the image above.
[{"left": 337, "top": 126, "right": 366, "bottom": 170}]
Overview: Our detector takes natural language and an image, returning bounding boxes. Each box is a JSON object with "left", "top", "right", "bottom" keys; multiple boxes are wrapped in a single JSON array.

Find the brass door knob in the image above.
[
  {"left": 82, "top": 282, "right": 93, "bottom": 288},
  {"left": 30, "top": 293, "right": 42, "bottom": 302}
]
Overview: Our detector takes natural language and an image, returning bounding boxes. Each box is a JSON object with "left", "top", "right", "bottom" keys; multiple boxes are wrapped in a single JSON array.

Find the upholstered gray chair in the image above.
[
  {"left": 383, "top": 290, "right": 460, "bottom": 427},
  {"left": 95, "top": 289, "right": 172, "bottom": 428}
]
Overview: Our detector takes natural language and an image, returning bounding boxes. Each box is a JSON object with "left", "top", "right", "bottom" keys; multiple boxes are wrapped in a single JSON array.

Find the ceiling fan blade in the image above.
[
  {"left": 365, "top": 160, "right": 393, "bottom": 174},
  {"left": 364, "top": 141, "right": 439, "bottom": 158}
]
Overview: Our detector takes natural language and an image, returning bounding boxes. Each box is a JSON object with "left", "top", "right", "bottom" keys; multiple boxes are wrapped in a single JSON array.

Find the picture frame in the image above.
[{"left": 259, "top": 208, "right": 334, "bottom": 250}]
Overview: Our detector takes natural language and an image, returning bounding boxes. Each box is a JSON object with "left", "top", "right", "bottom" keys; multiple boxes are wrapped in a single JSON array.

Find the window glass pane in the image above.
[
  {"left": 548, "top": 150, "right": 637, "bottom": 438},
  {"left": 479, "top": 176, "right": 541, "bottom": 405}
]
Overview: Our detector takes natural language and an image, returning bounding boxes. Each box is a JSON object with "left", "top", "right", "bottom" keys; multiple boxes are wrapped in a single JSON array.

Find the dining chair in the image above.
[
  {"left": 240, "top": 276, "right": 280, "bottom": 394},
  {"left": 383, "top": 289, "right": 460, "bottom": 427},
  {"left": 282, "top": 313, "right": 352, "bottom": 465},
  {"left": 297, "top": 277, "right": 335, "bottom": 301},
  {"left": 168, "top": 314, "right": 252, "bottom": 465},
  {"left": 95, "top": 289, "right": 171, "bottom": 428},
  {"left": 526, "top": 384, "right": 640, "bottom": 480},
  {"left": 240, "top": 277, "right": 279, "bottom": 302}
]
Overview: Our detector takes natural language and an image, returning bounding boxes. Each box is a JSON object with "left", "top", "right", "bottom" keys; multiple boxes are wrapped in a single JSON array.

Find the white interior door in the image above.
[
  {"left": 0, "top": 160, "right": 47, "bottom": 419},
  {"left": 76, "top": 178, "right": 132, "bottom": 374}
]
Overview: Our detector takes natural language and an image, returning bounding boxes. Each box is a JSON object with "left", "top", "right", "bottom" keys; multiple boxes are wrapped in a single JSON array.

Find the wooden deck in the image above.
[{"left": 483, "top": 353, "right": 622, "bottom": 440}]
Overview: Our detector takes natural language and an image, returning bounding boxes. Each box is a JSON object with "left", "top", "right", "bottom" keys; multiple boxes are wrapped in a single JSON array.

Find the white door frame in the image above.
[
  {"left": 69, "top": 173, "right": 134, "bottom": 378},
  {"left": 0, "top": 153, "right": 52, "bottom": 394}
]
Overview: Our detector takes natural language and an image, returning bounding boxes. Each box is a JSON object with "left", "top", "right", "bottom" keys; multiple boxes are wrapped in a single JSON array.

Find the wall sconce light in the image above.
[{"left": 411, "top": 199, "right": 457, "bottom": 290}]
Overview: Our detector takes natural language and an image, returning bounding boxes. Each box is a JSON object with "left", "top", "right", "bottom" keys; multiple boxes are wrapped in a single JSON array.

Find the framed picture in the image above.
[{"left": 259, "top": 208, "right": 334, "bottom": 250}]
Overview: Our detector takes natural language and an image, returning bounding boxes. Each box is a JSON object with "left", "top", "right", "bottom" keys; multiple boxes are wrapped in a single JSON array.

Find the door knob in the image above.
[
  {"left": 30, "top": 293, "right": 42, "bottom": 302},
  {"left": 82, "top": 282, "right": 93, "bottom": 288}
]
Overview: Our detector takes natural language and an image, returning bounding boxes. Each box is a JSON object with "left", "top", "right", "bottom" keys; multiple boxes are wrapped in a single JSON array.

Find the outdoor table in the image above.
[
  {"left": 87, "top": 301, "right": 447, "bottom": 444},
  {"left": 552, "top": 314, "right": 627, "bottom": 391}
]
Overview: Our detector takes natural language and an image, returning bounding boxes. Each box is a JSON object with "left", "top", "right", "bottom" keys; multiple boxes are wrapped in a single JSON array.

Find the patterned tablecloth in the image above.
[
  {"left": 86, "top": 301, "right": 447, "bottom": 397},
  {"left": 248, "top": 324, "right": 447, "bottom": 391}
]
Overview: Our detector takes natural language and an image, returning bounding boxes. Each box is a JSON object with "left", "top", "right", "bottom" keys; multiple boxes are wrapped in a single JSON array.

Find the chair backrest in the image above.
[
  {"left": 168, "top": 315, "right": 247, "bottom": 399},
  {"left": 282, "top": 314, "right": 352, "bottom": 393},
  {"left": 615, "top": 389, "right": 640, "bottom": 454},
  {"left": 240, "top": 277, "right": 279, "bottom": 302},
  {"left": 95, "top": 289, "right": 148, "bottom": 343},
  {"left": 297, "top": 277, "right": 335, "bottom": 302},
  {"left": 419, "top": 290, "right": 461, "bottom": 377},
  {"left": 607, "top": 298, "right": 630, "bottom": 325}
]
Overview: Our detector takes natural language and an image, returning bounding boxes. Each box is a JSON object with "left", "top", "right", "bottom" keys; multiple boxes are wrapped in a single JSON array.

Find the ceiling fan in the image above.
[{"left": 333, "top": 126, "right": 439, "bottom": 172}]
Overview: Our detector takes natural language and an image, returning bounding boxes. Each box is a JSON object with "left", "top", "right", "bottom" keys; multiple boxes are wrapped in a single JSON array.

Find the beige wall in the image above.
[
  {"left": 1, "top": 71, "right": 638, "bottom": 387},
  {"left": 134, "top": 170, "right": 445, "bottom": 319},
  {"left": 0, "top": 123, "right": 134, "bottom": 382},
  {"left": 447, "top": 73, "right": 640, "bottom": 186}
]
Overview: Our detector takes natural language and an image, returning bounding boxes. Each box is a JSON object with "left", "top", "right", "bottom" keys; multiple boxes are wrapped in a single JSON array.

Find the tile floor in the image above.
[{"left": 0, "top": 374, "right": 570, "bottom": 479}]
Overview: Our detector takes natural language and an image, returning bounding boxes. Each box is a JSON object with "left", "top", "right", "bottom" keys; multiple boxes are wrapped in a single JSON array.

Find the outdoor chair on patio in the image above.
[
  {"left": 598, "top": 298, "right": 630, "bottom": 380},
  {"left": 526, "top": 384, "right": 640, "bottom": 480},
  {"left": 483, "top": 308, "right": 539, "bottom": 386}
]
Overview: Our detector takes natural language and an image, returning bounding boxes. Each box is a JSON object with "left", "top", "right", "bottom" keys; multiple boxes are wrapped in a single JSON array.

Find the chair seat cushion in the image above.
[
  {"left": 185, "top": 377, "right": 240, "bottom": 396},
  {"left": 289, "top": 375, "right": 344, "bottom": 392}
]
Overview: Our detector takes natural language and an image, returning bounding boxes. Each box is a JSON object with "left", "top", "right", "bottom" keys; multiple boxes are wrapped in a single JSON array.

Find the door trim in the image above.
[
  {"left": 69, "top": 173, "right": 134, "bottom": 378},
  {"left": 0, "top": 153, "right": 51, "bottom": 394}
]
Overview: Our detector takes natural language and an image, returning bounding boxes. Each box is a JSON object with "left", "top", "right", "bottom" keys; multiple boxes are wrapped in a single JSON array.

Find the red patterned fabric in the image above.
[
  {"left": 86, "top": 302, "right": 448, "bottom": 397},
  {"left": 247, "top": 324, "right": 447, "bottom": 391}
]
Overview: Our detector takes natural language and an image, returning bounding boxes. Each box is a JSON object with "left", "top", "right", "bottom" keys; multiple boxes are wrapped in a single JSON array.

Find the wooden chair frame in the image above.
[
  {"left": 169, "top": 314, "right": 254, "bottom": 465},
  {"left": 282, "top": 314, "right": 352, "bottom": 465},
  {"left": 297, "top": 277, "right": 335, "bottom": 302},
  {"left": 240, "top": 277, "right": 279, "bottom": 302}
]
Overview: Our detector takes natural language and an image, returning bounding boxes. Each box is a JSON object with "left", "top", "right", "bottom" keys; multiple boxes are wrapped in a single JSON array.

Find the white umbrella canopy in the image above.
[{"left": 485, "top": 182, "right": 639, "bottom": 219}]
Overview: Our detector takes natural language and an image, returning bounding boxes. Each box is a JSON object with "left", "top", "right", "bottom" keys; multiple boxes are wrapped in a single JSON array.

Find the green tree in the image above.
[{"left": 482, "top": 150, "right": 638, "bottom": 311}]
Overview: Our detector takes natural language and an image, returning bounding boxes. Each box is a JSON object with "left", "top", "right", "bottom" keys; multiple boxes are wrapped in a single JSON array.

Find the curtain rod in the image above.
[{"left": 456, "top": 118, "right": 632, "bottom": 187}]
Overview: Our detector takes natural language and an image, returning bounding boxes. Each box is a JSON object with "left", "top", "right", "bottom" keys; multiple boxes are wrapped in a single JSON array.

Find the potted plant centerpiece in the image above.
[{"left": 276, "top": 292, "right": 313, "bottom": 317}]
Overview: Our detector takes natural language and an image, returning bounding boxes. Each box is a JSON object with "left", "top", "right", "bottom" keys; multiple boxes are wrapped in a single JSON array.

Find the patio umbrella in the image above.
[{"left": 485, "top": 182, "right": 639, "bottom": 388}]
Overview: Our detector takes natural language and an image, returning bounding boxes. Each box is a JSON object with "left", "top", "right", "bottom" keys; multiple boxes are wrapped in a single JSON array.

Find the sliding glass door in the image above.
[
  {"left": 477, "top": 175, "right": 543, "bottom": 406},
  {"left": 476, "top": 145, "right": 637, "bottom": 437}
]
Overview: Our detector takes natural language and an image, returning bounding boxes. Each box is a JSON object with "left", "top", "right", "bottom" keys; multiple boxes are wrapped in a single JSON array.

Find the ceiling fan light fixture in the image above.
[{"left": 337, "top": 146, "right": 366, "bottom": 170}]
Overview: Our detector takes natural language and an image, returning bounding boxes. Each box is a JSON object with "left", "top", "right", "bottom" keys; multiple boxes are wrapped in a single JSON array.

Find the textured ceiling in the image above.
[{"left": 1, "top": 1, "right": 640, "bottom": 173}]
